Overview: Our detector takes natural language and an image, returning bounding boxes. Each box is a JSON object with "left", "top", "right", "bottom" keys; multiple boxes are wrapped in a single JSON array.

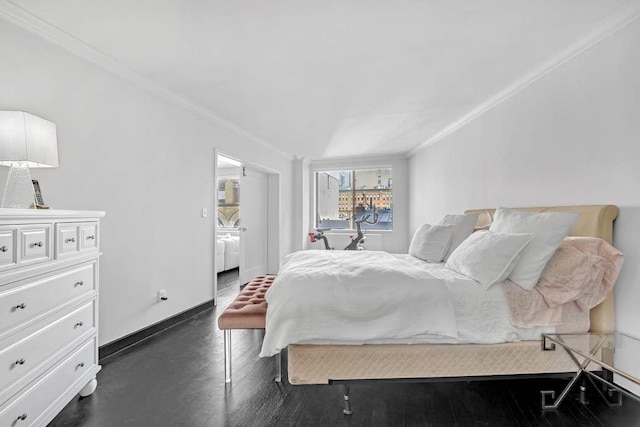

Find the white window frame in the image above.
[{"left": 313, "top": 166, "right": 394, "bottom": 232}]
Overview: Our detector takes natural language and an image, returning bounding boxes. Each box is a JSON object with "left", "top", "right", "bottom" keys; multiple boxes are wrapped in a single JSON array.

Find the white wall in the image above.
[
  {"left": 309, "top": 156, "right": 409, "bottom": 253},
  {"left": 0, "top": 20, "right": 294, "bottom": 345},
  {"left": 292, "top": 157, "right": 309, "bottom": 251},
  {"left": 409, "top": 18, "right": 640, "bottom": 338}
]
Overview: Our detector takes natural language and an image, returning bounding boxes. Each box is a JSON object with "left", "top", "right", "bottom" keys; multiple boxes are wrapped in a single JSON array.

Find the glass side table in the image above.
[{"left": 541, "top": 332, "right": 640, "bottom": 409}]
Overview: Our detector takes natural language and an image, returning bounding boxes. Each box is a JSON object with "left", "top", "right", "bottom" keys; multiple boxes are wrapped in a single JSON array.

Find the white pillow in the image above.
[
  {"left": 489, "top": 207, "right": 579, "bottom": 290},
  {"left": 439, "top": 213, "right": 479, "bottom": 261},
  {"left": 445, "top": 230, "right": 533, "bottom": 289},
  {"left": 408, "top": 224, "right": 455, "bottom": 262}
]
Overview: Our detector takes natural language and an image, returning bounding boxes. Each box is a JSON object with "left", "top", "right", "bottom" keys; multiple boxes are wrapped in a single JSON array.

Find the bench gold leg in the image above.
[{"left": 224, "top": 330, "right": 232, "bottom": 383}]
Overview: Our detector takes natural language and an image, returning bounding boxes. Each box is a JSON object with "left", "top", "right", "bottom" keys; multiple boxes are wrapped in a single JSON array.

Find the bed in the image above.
[
  {"left": 216, "top": 233, "right": 240, "bottom": 273},
  {"left": 267, "top": 205, "right": 621, "bottom": 412}
]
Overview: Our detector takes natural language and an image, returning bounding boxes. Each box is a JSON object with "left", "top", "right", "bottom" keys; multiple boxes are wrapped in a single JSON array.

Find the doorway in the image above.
[{"left": 214, "top": 152, "right": 280, "bottom": 301}]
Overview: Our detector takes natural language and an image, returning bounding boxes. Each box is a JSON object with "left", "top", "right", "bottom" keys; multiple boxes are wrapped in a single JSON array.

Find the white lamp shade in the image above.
[{"left": 0, "top": 111, "right": 58, "bottom": 168}]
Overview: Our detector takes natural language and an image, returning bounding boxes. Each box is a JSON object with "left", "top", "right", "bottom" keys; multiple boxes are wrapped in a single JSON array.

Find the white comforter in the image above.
[
  {"left": 260, "top": 250, "right": 457, "bottom": 357},
  {"left": 259, "top": 250, "right": 553, "bottom": 357}
]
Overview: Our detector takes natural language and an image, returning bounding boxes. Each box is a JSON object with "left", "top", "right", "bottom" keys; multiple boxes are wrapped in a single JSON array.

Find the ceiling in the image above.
[{"left": 7, "top": 0, "right": 639, "bottom": 159}]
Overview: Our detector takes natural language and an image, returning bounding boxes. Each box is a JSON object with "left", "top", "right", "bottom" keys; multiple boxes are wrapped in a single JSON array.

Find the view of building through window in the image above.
[{"left": 316, "top": 168, "right": 393, "bottom": 230}]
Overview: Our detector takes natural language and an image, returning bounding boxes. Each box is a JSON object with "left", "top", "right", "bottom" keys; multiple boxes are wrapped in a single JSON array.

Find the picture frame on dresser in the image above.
[
  {"left": 0, "top": 209, "right": 105, "bottom": 427},
  {"left": 31, "top": 180, "right": 49, "bottom": 209}
]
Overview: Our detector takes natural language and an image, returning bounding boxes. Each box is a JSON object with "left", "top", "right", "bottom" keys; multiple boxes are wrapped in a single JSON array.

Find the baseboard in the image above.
[{"left": 99, "top": 299, "right": 214, "bottom": 361}]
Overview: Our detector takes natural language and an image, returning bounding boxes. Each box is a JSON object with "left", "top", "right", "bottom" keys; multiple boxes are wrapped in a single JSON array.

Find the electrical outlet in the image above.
[
  {"left": 201, "top": 208, "right": 208, "bottom": 218},
  {"left": 158, "top": 289, "right": 168, "bottom": 302}
]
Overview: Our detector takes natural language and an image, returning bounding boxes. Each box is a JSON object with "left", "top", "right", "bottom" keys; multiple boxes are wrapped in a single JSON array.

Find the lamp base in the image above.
[{"left": 1, "top": 164, "right": 35, "bottom": 209}]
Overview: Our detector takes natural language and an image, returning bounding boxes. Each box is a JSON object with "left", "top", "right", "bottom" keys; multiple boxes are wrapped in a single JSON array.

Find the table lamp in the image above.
[{"left": 0, "top": 111, "right": 58, "bottom": 208}]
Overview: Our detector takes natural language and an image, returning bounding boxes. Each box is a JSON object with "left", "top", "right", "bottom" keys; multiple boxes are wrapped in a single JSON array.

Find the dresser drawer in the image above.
[
  {"left": 0, "top": 228, "right": 17, "bottom": 271},
  {"left": 56, "top": 225, "right": 79, "bottom": 257},
  {"left": 0, "top": 338, "right": 96, "bottom": 427},
  {"left": 79, "top": 224, "right": 98, "bottom": 251},
  {"left": 0, "top": 301, "right": 95, "bottom": 394},
  {"left": 0, "top": 263, "right": 95, "bottom": 337},
  {"left": 19, "top": 226, "right": 51, "bottom": 266}
]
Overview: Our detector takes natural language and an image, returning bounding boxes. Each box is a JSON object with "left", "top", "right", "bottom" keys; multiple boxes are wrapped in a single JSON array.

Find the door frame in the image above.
[{"left": 213, "top": 149, "right": 280, "bottom": 300}]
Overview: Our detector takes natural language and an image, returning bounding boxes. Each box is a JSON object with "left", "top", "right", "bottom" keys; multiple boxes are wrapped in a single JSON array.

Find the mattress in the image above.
[{"left": 288, "top": 340, "right": 591, "bottom": 385}]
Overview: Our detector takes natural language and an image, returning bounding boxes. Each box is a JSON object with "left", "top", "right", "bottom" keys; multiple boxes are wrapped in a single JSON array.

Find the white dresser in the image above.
[{"left": 0, "top": 209, "right": 104, "bottom": 427}]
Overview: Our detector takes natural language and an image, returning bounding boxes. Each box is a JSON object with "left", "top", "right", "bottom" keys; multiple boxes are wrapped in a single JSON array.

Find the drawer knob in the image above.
[
  {"left": 66, "top": 237, "right": 76, "bottom": 243},
  {"left": 87, "top": 235, "right": 95, "bottom": 240},
  {"left": 15, "top": 303, "right": 26, "bottom": 310},
  {"left": 75, "top": 281, "right": 84, "bottom": 287},
  {"left": 16, "top": 414, "right": 27, "bottom": 421},
  {"left": 15, "top": 358, "right": 26, "bottom": 365},
  {"left": 75, "top": 321, "right": 84, "bottom": 328},
  {"left": 77, "top": 362, "right": 85, "bottom": 369},
  {"left": 31, "top": 241, "right": 43, "bottom": 248},
  {"left": 0, "top": 245, "right": 8, "bottom": 252}
]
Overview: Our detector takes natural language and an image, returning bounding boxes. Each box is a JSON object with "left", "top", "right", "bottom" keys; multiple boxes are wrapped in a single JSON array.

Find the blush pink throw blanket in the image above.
[{"left": 503, "top": 237, "right": 624, "bottom": 327}]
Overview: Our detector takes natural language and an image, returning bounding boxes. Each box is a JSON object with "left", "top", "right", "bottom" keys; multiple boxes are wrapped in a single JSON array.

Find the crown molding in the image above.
[
  {"left": 409, "top": 2, "right": 640, "bottom": 157},
  {"left": 0, "top": 0, "right": 293, "bottom": 160}
]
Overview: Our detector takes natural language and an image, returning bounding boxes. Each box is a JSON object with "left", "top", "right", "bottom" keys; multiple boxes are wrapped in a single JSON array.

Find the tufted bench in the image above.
[{"left": 217, "top": 275, "right": 280, "bottom": 383}]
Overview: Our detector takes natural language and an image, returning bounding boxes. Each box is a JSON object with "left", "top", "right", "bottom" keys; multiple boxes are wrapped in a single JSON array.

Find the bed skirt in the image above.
[{"left": 288, "top": 340, "right": 593, "bottom": 385}]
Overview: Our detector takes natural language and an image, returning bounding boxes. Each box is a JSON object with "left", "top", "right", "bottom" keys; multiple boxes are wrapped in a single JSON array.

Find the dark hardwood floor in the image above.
[{"left": 50, "top": 269, "right": 640, "bottom": 426}]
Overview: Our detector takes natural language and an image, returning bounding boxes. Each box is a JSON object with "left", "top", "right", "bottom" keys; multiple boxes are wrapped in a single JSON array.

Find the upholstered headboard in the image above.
[{"left": 464, "top": 205, "right": 619, "bottom": 333}]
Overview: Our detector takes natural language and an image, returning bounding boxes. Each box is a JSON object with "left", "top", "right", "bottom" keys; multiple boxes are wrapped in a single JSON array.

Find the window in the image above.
[{"left": 315, "top": 168, "right": 393, "bottom": 230}]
